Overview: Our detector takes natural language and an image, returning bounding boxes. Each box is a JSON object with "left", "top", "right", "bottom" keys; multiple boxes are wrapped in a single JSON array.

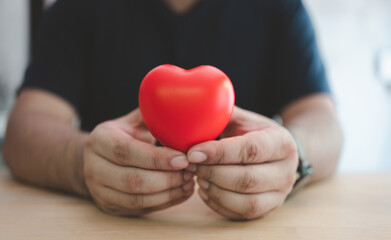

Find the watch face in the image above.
[
  {"left": 296, "top": 158, "right": 313, "bottom": 183},
  {"left": 301, "top": 160, "right": 313, "bottom": 177},
  {"left": 288, "top": 130, "right": 313, "bottom": 197}
]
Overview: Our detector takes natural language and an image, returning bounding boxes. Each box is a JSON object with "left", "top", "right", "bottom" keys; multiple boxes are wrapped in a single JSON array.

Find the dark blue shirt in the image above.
[{"left": 21, "top": 0, "right": 330, "bottom": 131}]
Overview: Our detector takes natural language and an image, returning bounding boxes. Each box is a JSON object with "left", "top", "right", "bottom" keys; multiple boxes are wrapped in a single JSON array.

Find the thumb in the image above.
[
  {"left": 221, "top": 106, "right": 275, "bottom": 138},
  {"left": 133, "top": 127, "right": 156, "bottom": 145},
  {"left": 117, "top": 108, "right": 156, "bottom": 144},
  {"left": 120, "top": 107, "right": 143, "bottom": 124},
  {"left": 220, "top": 106, "right": 249, "bottom": 138}
]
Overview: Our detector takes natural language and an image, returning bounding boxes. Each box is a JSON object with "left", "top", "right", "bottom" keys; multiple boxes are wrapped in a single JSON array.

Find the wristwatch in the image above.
[{"left": 287, "top": 131, "right": 313, "bottom": 198}]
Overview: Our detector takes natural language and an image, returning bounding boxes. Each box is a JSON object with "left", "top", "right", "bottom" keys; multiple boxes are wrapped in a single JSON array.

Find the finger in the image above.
[
  {"left": 188, "top": 127, "right": 296, "bottom": 165},
  {"left": 197, "top": 189, "right": 245, "bottom": 220},
  {"left": 91, "top": 124, "right": 188, "bottom": 170},
  {"left": 94, "top": 184, "right": 194, "bottom": 216},
  {"left": 195, "top": 160, "right": 297, "bottom": 193},
  {"left": 197, "top": 180, "right": 284, "bottom": 219},
  {"left": 85, "top": 152, "right": 194, "bottom": 194},
  {"left": 95, "top": 180, "right": 194, "bottom": 211},
  {"left": 141, "top": 191, "right": 193, "bottom": 215}
]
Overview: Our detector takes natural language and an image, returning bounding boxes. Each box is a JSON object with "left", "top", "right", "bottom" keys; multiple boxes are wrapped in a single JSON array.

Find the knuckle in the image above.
[
  {"left": 122, "top": 172, "right": 144, "bottom": 192},
  {"left": 151, "top": 151, "right": 162, "bottom": 169},
  {"left": 235, "top": 169, "right": 258, "bottom": 192},
  {"left": 88, "top": 121, "right": 113, "bottom": 152},
  {"left": 112, "top": 138, "right": 130, "bottom": 165},
  {"left": 93, "top": 121, "right": 112, "bottom": 138},
  {"left": 239, "top": 137, "right": 259, "bottom": 164},
  {"left": 88, "top": 123, "right": 110, "bottom": 149},
  {"left": 243, "top": 197, "right": 262, "bottom": 218},
  {"left": 214, "top": 143, "right": 225, "bottom": 164}
]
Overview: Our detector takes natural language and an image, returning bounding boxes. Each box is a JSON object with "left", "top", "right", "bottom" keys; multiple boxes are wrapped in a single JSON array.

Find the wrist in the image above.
[
  {"left": 71, "top": 132, "right": 90, "bottom": 197},
  {"left": 286, "top": 129, "right": 313, "bottom": 198}
]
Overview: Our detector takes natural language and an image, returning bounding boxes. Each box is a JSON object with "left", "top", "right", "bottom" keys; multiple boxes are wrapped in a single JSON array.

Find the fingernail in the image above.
[
  {"left": 197, "top": 179, "right": 210, "bottom": 190},
  {"left": 170, "top": 156, "right": 188, "bottom": 168},
  {"left": 184, "top": 171, "right": 194, "bottom": 181},
  {"left": 189, "top": 151, "right": 207, "bottom": 163},
  {"left": 198, "top": 189, "right": 209, "bottom": 201},
  {"left": 182, "top": 181, "right": 193, "bottom": 191},
  {"left": 186, "top": 163, "right": 197, "bottom": 172}
]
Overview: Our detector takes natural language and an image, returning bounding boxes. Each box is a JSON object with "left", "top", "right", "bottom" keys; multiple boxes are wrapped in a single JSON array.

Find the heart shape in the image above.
[{"left": 139, "top": 64, "right": 235, "bottom": 152}]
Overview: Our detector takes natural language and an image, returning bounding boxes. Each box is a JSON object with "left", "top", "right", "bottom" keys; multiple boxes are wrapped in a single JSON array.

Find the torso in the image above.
[{"left": 81, "top": 0, "right": 285, "bottom": 131}]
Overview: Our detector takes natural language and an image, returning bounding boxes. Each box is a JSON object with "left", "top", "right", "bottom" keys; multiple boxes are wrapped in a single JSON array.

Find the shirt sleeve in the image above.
[
  {"left": 271, "top": 0, "right": 330, "bottom": 115},
  {"left": 20, "top": 0, "right": 93, "bottom": 114}
]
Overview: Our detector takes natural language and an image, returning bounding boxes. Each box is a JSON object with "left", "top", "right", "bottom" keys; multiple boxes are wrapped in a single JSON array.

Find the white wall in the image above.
[
  {"left": 0, "top": 0, "right": 29, "bottom": 137},
  {"left": 303, "top": 0, "right": 391, "bottom": 172}
]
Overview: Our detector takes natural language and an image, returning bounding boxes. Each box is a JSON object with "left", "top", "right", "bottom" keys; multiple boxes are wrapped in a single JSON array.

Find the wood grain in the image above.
[{"left": 0, "top": 168, "right": 390, "bottom": 240}]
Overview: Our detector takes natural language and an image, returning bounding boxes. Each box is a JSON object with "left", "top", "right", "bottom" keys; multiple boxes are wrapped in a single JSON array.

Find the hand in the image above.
[
  {"left": 187, "top": 107, "right": 298, "bottom": 220},
  {"left": 83, "top": 108, "right": 195, "bottom": 216}
]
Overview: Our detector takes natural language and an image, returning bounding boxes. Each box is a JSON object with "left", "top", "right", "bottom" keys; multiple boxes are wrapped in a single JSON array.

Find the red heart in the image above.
[{"left": 139, "top": 64, "right": 235, "bottom": 152}]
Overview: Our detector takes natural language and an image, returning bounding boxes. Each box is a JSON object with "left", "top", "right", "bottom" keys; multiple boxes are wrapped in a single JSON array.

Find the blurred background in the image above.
[{"left": 0, "top": 0, "right": 390, "bottom": 171}]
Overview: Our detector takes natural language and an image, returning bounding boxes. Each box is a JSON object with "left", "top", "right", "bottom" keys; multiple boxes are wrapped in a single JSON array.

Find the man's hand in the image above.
[
  {"left": 187, "top": 107, "right": 298, "bottom": 220},
  {"left": 84, "top": 108, "right": 195, "bottom": 216}
]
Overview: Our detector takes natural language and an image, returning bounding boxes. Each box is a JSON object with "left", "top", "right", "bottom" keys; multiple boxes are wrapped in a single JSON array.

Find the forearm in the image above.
[
  {"left": 281, "top": 94, "right": 343, "bottom": 183},
  {"left": 3, "top": 107, "right": 89, "bottom": 196},
  {"left": 284, "top": 109, "right": 343, "bottom": 183}
]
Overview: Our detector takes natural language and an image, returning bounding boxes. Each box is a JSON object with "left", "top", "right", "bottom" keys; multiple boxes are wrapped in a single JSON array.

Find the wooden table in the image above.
[{"left": 0, "top": 169, "right": 390, "bottom": 240}]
